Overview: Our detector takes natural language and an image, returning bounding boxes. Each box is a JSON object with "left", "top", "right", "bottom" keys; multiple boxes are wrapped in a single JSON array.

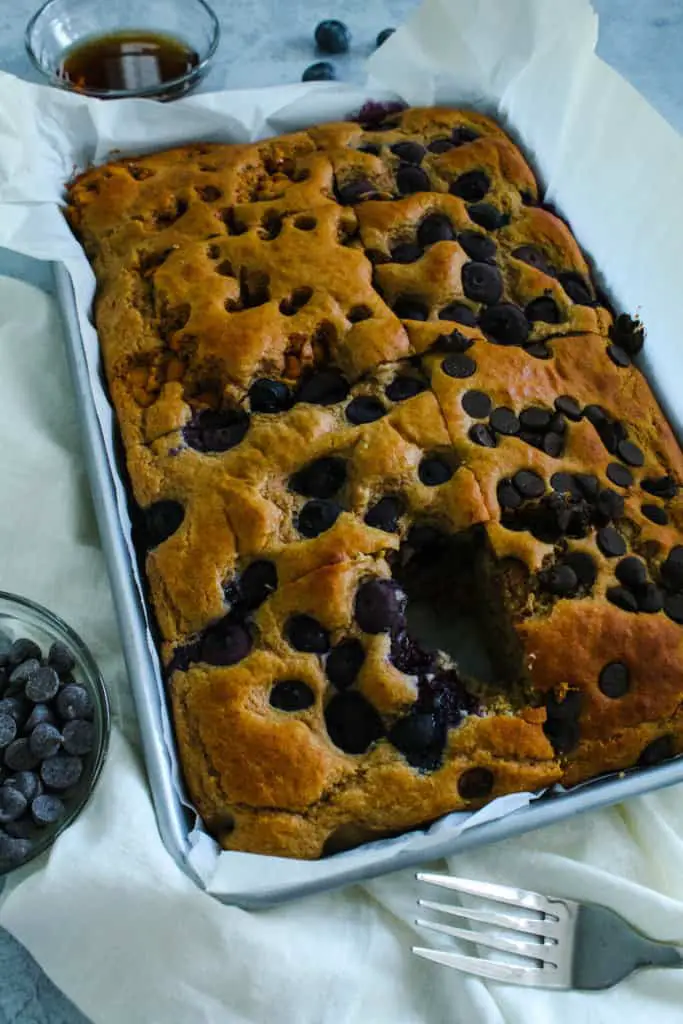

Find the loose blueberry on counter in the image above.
[
  {"left": 286, "top": 614, "right": 330, "bottom": 654},
  {"left": 291, "top": 456, "right": 347, "bottom": 499},
  {"left": 385, "top": 376, "right": 426, "bottom": 402},
  {"left": 40, "top": 754, "right": 83, "bottom": 791},
  {"left": 302, "top": 62, "right": 336, "bottom": 82},
  {"left": 31, "top": 793, "right": 65, "bottom": 827},
  {"left": 355, "top": 578, "right": 406, "bottom": 634},
  {"left": 48, "top": 642, "right": 75, "bottom": 677},
  {"left": 324, "top": 691, "right": 384, "bottom": 754},
  {"left": 417, "top": 214, "right": 456, "bottom": 247},
  {"left": 418, "top": 455, "right": 454, "bottom": 487},
  {"left": 270, "top": 680, "right": 315, "bottom": 712},
  {"left": 365, "top": 496, "right": 402, "bottom": 533},
  {"left": 346, "top": 396, "right": 386, "bottom": 425},
  {"left": 325, "top": 639, "right": 365, "bottom": 689},
  {"left": 249, "top": 378, "right": 292, "bottom": 414},
  {"left": 467, "top": 203, "right": 508, "bottom": 230},
  {"left": 376, "top": 27, "right": 395, "bottom": 46},
  {"left": 461, "top": 262, "right": 503, "bottom": 305},
  {"left": 314, "top": 19, "right": 350, "bottom": 53},
  {"left": 450, "top": 171, "right": 490, "bottom": 202},
  {"left": 297, "top": 369, "right": 350, "bottom": 406},
  {"left": 479, "top": 303, "right": 530, "bottom": 346},
  {"left": 438, "top": 303, "right": 477, "bottom": 326},
  {"left": 56, "top": 684, "right": 94, "bottom": 722},
  {"left": 297, "top": 499, "right": 342, "bottom": 538}
]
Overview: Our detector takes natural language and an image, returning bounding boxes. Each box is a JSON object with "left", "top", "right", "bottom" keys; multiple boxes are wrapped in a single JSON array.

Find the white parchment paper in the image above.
[{"left": 0, "top": 0, "right": 682, "bottom": 900}]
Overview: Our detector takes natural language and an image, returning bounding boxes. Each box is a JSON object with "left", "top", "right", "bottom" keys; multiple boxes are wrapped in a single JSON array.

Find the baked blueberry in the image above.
[
  {"left": 661, "top": 547, "right": 683, "bottom": 592},
  {"left": 606, "top": 586, "right": 638, "bottom": 612},
  {"left": 291, "top": 456, "right": 346, "bottom": 499},
  {"left": 597, "top": 527, "right": 627, "bottom": 558},
  {"left": 554, "top": 395, "right": 582, "bottom": 421},
  {"left": 617, "top": 440, "right": 644, "bottom": 467},
  {"left": 417, "top": 214, "right": 456, "bottom": 247},
  {"left": 607, "top": 344, "right": 631, "bottom": 368},
  {"left": 240, "top": 560, "right": 278, "bottom": 610},
  {"left": 525, "top": 297, "right": 561, "bottom": 323},
  {"left": 642, "top": 476, "right": 677, "bottom": 500},
  {"left": 564, "top": 551, "right": 597, "bottom": 588},
  {"left": 285, "top": 614, "right": 330, "bottom": 654},
  {"left": 324, "top": 691, "right": 384, "bottom": 754},
  {"left": 393, "top": 296, "right": 429, "bottom": 321},
  {"left": 497, "top": 478, "right": 522, "bottom": 510},
  {"left": 184, "top": 408, "right": 249, "bottom": 452},
  {"left": 419, "top": 455, "right": 454, "bottom": 486},
  {"left": 390, "top": 141, "right": 425, "bottom": 164},
  {"left": 249, "top": 379, "right": 291, "bottom": 414},
  {"left": 364, "top": 496, "right": 403, "bottom": 533},
  {"left": 469, "top": 423, "right": 497, "bottom": 447},
  {"left": 642, "top": 504, "right": 669, "bottom": 526},
  {"left": 479, "top": 303, "right": 529, "bottom": 345},
  {"left": 297, "top": 370, "right": 349, "bottom": 406},
  {"left": 297, "top": 499, "right": 342, "bottom": 538},
  {"left": 512, "top": 470, "right": 544, "bottom": 499},
  {"left": 389, "top": 712, "right": 446, "bottom": 770},
  {"left": 336, "top": 178, "right": 377, "bottom": 204},
  {"left": 458, "top": 767, "right": 494, "bottom": 799},
  {"left": 438, "top": 303, "right": 477, "bottom": 325},
  {"left": 396, "top": 165, "right": 431, "bottom": 195},
  {"left": 606, "top": 463, "right": 633, "bottom": 489},
  {"left": 326, "top": 639, "right": 365, "bottom": 689},
  {"left": 461, "top": 262, "right": 504, "bottom": 305},
  {"left": 490, "top": 407, "right": 519, "bottom": 436},
  {"left": 390, "top": 242, "right": 423, "bottom": 264},
  {"left": 539, "top": 564, "right": 578, "bottom": 597},
  {"left": 270, "top": 680, "right": 315, "bottom": 712},
  {"left": 637, "top": 583, "right": 663, "bottom": 614},
  {"left": 512, "top": 245, "right": 553, "bottom": 275},
  {"left": 355, "top": 578, "right": 406, "bottom": 633},
  {"left": 345, "top": 396, "right": 386, "bottom": 424},
  {"left": 458, "top": 231, "right": 496, "bottom": 264},
  {"left": 302, "top": 62, "right": 336, "bottom": 82},
  {"left": 467, "top": 204, "right": 508, "bottom": 230},
  {"left": 450, "top": 171, "right": 490, "bottom": 202},
  {"left": 639, "top": 735, "right": 675, "bottom": 766},
  {"left": 201, "top": 622, "right": 251, "bottom": 666},
  {"left": 551, "top": 473, "right": 580, "bottom": 498},
  {"left": 314, "top": 19, "right": 350, "bottom": 53}
]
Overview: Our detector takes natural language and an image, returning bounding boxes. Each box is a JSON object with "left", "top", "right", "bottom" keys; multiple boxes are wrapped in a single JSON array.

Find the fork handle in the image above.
[{"left": 574, "top": 905, "right": 683, "bottom": 990}]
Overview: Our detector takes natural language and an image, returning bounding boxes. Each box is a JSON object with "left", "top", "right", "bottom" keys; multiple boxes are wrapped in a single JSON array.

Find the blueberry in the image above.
[
  {"left": 355, "top": 578, "right": 406, "bottom": 633},
  {"left": 376, "top": 27, "right": 395, "bottom": 46},
  {"left": 390, "top": 142, "right": 426, "bottom": 165},
  {"left": 314, "top": 19, "right": 350, "bottom": 54},
  {"left": 56, "top": 684, "right": 94, "bottom": 722},
  {"left": 31, "top": 793, "right": 65, "bottom": 827},
  {"left": 25, "top": 666, "right": 60, "bottom": 703},
  {"left": 450, "top": 170, "right": 490, "bottom": 202},
  {"left": 417, "top": 214, "right": 456, "bottom": 247},
  {"left": 48, "top": 642, "right": 76, "bottom": 677},
  {"left": 285, "top": 614, "right": 330, "bottom": 654},
  {"left": 297, "top": 370, "right": 349, "bottom": 405},
  {"left": 438, "top": 303, "right": 477, "bottom": 326},
  {"left": 297, "top": 499, "right": 342, "bottom": 538},
  {"left": 467, "top": 204, "right": 509, "bottom": 230},
  {"left": 302, "top": 61, "right": 336, "bottom": 82},
  {"left": 346, "top": 396, "right": 386, "bottom": 425},
  {"left": 324, "top": 691, "right": 384, "bottom": 754},
  {"left": 418, "top": 455, "right": 454, "bottom": 486},
  {"left": 393, "top": 296, "right": 429, "bottom": 321},
  {"left": 240, "top": 561, "right": 278, "bottom": 610},
  {"left": 9, "top": 659, "right": 40, "bottom": 687},
  {"left": 62, "top": 720, "right": 95, "bottom": 757},
  {"left": 389, "top": 712, "right": 446, "bottom": 770},
  {"left": 270, "top": 680, "right": 315, "bottom": 712},
  {"left": 364, "top": 496, "right": 402, "bottom": 533},
  {"left": 40, "top": 754, "right": 83, "bottom": 791},
  {"left": 459, "top": 231, "right": 497, "bottom": 264},
  {"left": 462, "top": 262, "right": 504, "bottom": 305},
  {"left": 5, "top": 772, "right": 41, "bottom": 802},
  {"left": 390, "top": 242, "right": 423, "bottom": 264},
  {"left": 201, "top": 622, "right": 252, "bottom": 667},
  {"left": 396, "top": 165, "right": 431, "bottom": 195},
  {"left": 184, "top": 409, "right": 249, "bottom": 453},
  {"left": 4, "top": 739, "right": 39, "bottom": 772},
  {"left": 23, "top": 704, "right": 56, "bottom": 733},
  {"left": 290, "top": 456, "right": 347, "bottom": 499},
  {"left": 0, "top": 831, "right": 33, "bottom": 865},
  {"left": 8, "top": 639, "right": 41, "bottom": 667},
  {"left": 0, "top": 715, "right": 16, "bottom": 750},
  {"left": 249, "top": 379, "right": 291, "bottom": 414},
  {"left": 29, "top": 723, "right": 62, "bottom": 760},
  {"left": 325, "top": 639, "right": 365, "bottom": 689},
  {"left": 141, "top": 500, "right": 185, "bottom": 549}
]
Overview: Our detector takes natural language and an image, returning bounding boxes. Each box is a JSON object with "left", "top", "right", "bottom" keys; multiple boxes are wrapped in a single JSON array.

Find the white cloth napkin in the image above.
[{"left": 1, "top": 275, "right": 683, "bottom": 1024}]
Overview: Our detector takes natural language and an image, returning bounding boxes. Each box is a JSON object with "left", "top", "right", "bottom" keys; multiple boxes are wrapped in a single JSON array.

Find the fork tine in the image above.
[
  {"left": 416, "top": 872, "right": 553, "bottom": 914},
  {"left": 415, "top": 917, "right": 557, "bottom": 962},
  {"left": 417, "top": 898, "right": 560, "bottom": 938},
  {"left": 412, "top": 946, "right": 549, "bottom": 986}
]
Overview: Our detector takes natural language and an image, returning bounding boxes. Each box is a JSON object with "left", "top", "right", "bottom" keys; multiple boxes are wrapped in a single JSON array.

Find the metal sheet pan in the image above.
[{"left": 54, "top": 260, "right": 683, "bottom": 909}]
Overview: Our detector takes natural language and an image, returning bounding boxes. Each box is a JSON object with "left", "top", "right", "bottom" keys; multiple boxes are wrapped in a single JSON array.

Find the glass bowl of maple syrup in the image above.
[{"left": 25, "top": 0, "right": 220, "bottom": 101}]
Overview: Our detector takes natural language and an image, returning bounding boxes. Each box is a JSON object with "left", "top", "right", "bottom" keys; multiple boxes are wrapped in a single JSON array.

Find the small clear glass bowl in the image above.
[
  {"left": 25, "top": 0, "right": 220, "bottom": 101},
  {"left": 0, "top": 592, "right": 110, "bottom": 877}
]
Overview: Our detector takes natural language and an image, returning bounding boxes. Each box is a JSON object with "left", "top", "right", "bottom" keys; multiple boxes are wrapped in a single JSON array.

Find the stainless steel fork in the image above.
[{"left": 413, "top": 872, "right": 683, "bottom": 989}]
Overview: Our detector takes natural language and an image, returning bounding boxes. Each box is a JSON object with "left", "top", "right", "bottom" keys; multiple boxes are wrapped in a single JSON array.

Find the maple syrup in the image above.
[{"left": 58, "top": 30, "right": 200, "bottom": 97}]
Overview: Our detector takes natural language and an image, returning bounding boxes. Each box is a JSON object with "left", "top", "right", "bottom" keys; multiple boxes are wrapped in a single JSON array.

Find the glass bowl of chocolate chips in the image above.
[{"left": 0, "top": 592, "right": 110, "bottom": 875}]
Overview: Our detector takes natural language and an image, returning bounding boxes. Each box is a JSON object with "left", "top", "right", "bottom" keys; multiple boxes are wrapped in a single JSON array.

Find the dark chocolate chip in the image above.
[
  {"left": 364, "top": 497, "right": 402, "bottom": 533},
  {"left": 479, "top": 303, "right": 529, "bottom": 346},
  {"left": 642, "top": 504, "right": 669, "bottom": 526},
  {"left": 607, "top": 463, "right": 634, "bottom": 489},
  {"left": 661, "top": 547, "right": 683, "bottom": 592},
  {"left": 442, "top": 353, "right": 477, "bottom": 379},
  {"left": 607, "top": 345, "right": 631, "bottom": 368},
  {"left": 29, "top": 723, "right": 62, "bottom": 760},
  {"left": 390, "top": 631, "right": 437, "bottom": 675},
  {"left": 664, "top": 593, "right": 683, "bottom": 624},
  {"left": 461, "top": 390, "right": 492, "bottom": 419},
  {"left": 31, "top": 793, "right": 65, "bottom": 827},
  {"left": 638, "top": 735, "right": 674, "bottom": 767},
  {"left": 427, "top": 137, "right": 454, "bottom": 154},
  {"left": 469, "top": 423, "right": 497, "bottom": 447},
  {"left": 554, "top": 395, "right": 582, "bottom": 421},
  {"left": 0, "top": 715, "right": 16, "bottom": 750},
  {"left": 564, "top": 551, "right": 597, "bottom": 587},
  {"left": 458, "top": 231, "right": 496, "bottom": 264},
  {"left": 418, "top": 455, "right": 454, "bottom": 487},
  {"left": 599, "top": 662, "right": 630, "bottom": 699},
  {"left": 637, "top": 583, "right": 663, "bottom": 614},
  {"left": 543, "top": 715, "right": 580, "bottom": 754},
  {"left": 596, "top": 488, "right": 624, "bottom": 522},
  {"left": 450, "top": 170, "right": 490, "bottom": 202},
  {"left": 62, "top": 720, "right": 95, "bottom": 757},
  {"left": 291, "top": 457, "right": 347, "bottom": 499},
  {"left": 56, "top": 685, "right": 93, "bottom": 722},
  {"left": 249, "top": 378, "right": 292, "bottom": 414},
  {"left": 551, "top": 472, "right": 580, "bottom": 498},
  {"left": 417, "top": 214, "right": 456, "bottom": 247},
  {"left": 240, "top": 560, "right": 278, "bottom": 610},
  {"left": 25, "top": 667, "right": 59, "bottom": 704},
  {"left": 337, "top": 178, "right": 378, "bottom": 204},
  {"left": 525, "top": 342, "right": 552, "bottom": 359},
  {"left": 5, "top": 772, "right": 40, "bottom": 803},
  {"left": 583, "top": 404, "right": 608, "bottom": 427},
  {"left": 0, "top": 833, "right": 33, "bottom": 865},
  {"left": 8, "top": 659, "right": 40, "bottom": 687},
  {"left": 390, "top": 141, "right": 425, "bottom": 164},
  {"left": 297, "top": 499, "right": 342, "bottom": 538},
  {"left": 389, "top": 712, "right": 446, "bottom": 770},
  {"left": 451, "top": 127, "right": 480, "bottom": 146},
  {"left": 642, "top": 476, "right": 678, "bottom": 500},
  {"left": 201, "top": 622, "right": 252, "bottom": 667},
  {"left": 325, "top": 640, "right": 365, "bottom": 690},
  {"left": 540, "top": 564, "right": 578, "bottom": 597},
  {"left": 549, "top": 412, "right": 567, "bottom": 435},
  {"left": 512, "top": 245, "right": 553, "bottom": 274},
  {"left": 23, "top": 704, "right": 56, "bottom": 733},
  {"left": 355, "top": 578, "right": 406, "bottom": 633},
  {"left": 48, "top": 642, "right": 75, "bottom": 677},
  {"left": 324, "top": 691, "right": 384, "bottom": 754},
  {"left": 438, "top": 303, "right": 477, "bottom": 326},
  {"left": 526, "top": 297, "right": 561, "bottom": 323},
  {"left": 0, "top": 699, "right": 26, "bottom": 726},
  {"left": 4, "top": 739, "right": 39, "bottom": 772},
  {"left": 616, "top": 556, "right": 648, "bottom": 589},
  {"left": 358, "top": 143, "right": 381, "bottom": 156},
  {"left": 597, "top": 527, "right": 627, "bottom": 558},
  {"left": 497, "top": 478, "right": 522, "bottom": 510},
  {"left": 385, "top": 376, "right": 426, "bottom": 402},
  {"left": 461, "top": 262, "right": 504, "bottom": 305},
  {"left": 542, "top": 433, "right": 564, "bottom": 458},
  {"left": 558, "top": 271, "right": 593, "bottom": 305},
  {"left": 396, "top": 164, "right": 431, "bottom": 195},
  {"left": 183, "top": 409, "right": 249, "bottom": 453},
  {"left": 393, "top": 296, "right": 429, "bottom": 321},
  {"left": 297, "top": 369, "right": 349, "bottom": 405},
  {"left": 606, "top": 585, "right": 638, "bottom": 612},
  {"left": 345, "top": 396, "right": 387, "bottom": 425},
  {"left": 467, "top": 203, "right": 508, "bottom": 230},
  {"left": 490, "top": 407, "right": 520, "bottom": 436},
  {"left": 391, "top": 242, "right": 423, "bottom": 264},
  {"left": 513, "top": 470, "right": 545, "bottom": 499},
  {"left": 520, "top": 407, "right": 552, "bottom": 432},
  {"left": 139, "top": 501, "right": 184, "bottom": 550},
  {"left": 610, "top": 313, "right": 645, "bottom": 356},
  {"left": 8, "top": 640, "right": 41, "bottom": 667},
  {"left": 0, "top": 787, "right": 27, "bottom": 824},
  {"left": 617, "top": 440, "right": 644, "bottom": 467},
  {"left": 458, "top": 767, "right": 494, "bottom": 799},
  {"left": 434, "top": 329, "right": 473, "bottom": 354},
  {"left": 270, "top": 680, "right": 315, "bottom": 712},
  {"left": 285, "top": 614, "right": 330, "bottom": 654}
]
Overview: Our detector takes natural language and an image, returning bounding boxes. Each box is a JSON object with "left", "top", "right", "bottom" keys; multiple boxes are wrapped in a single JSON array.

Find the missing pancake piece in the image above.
[{"left": 64, "top": 107, "right": 683, "bottom": 859}]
